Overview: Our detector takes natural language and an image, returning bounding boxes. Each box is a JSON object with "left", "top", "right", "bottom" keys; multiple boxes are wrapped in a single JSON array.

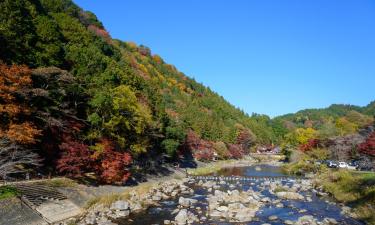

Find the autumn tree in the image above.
[
  {"left": 182, "top": 130, "right": 215, "bottom": 161},
  {"left": 227, "top": 144, "right": 244, "bottom": 159},
  {"left": 91, "top": 139, "right": 132, "bottom": 184},
  {"left": 299, "top": 139, "right": 320, "bottom": 152},
  {"left": 0, "top": 64, "right": 41, "bottom": 144},
  {"left": 236, "top": 126, "right": 256, "bottom": 154},
  {"left": 359, "top": 132, "right": 375, "bottom": 157},
  {"left": 336, "top": 117, "right": 358, "bottom": 136},
  {"left": 57, "top": 137, "right": 93, "bottom": 177}
]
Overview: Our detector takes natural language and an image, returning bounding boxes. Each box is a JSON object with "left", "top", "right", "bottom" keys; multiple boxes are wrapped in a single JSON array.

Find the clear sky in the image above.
[{"left": 73, "top": 0, "right": 375, "bottom": 117}]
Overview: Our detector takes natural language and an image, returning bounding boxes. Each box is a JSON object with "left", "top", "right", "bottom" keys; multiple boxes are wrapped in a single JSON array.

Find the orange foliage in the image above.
[
  {"left": 0, "top": 63, "right": 41, "bottom": 144},
  {"left": 0, "top": 64, "right": 31, "bottom": 113},
  {"left": 5, "top": 123, "right": 41, "bottom": 144}
]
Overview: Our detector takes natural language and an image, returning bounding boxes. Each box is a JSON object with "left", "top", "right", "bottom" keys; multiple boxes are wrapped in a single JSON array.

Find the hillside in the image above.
[
  {"left": 274, "top": 103, "right": 374, "bottom": 139},
  {"left": 0, "top": 0, "right": 279, "bottom": 182}
]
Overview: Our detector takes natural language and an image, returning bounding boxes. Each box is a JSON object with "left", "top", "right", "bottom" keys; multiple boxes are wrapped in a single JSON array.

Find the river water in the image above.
[{"left": 119, "top": 165, "right": 364, "bottom": 225}]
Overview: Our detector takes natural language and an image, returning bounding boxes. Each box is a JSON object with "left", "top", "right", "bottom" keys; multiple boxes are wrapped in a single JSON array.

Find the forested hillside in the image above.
[
  {"left": 0, "top": 0, "right": 279, "bottom": 183},
  {"left": 275, "top": 103, "right": 375, "bottom": 165},
  {"left": 275, "top": 103, "right": 374, "bottom": 140}
]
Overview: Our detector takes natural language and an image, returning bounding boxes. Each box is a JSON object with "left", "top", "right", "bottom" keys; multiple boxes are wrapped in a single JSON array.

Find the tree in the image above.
[
  {"left": 90, "top": 85, "right": 152, "bottom": 155},
  {"left": 182, "top": 130, "right": 215, "bottom": 161},
  {"left": 213, "top": 141, "right": 230, "bottom": 159},
  {"left": 57, "top": 137, "right": 94, "bottom": 177},
  {"left": 236, "top": 127, "right": 256, "bottom": 154},
  {"left": 359, "top": 132, "right": 375, "bottom": 157},
  {"left": 335, "top": 117, "right": 358, "bottom": 136},
  {"left": 227, "top": 144, "right": 244, "bottom": 159},
  {"left": 295, "top": 128, "right": 318, "bottom": 145},
  {"left": 0, "top": 64, "right": 41, "bottom": 144},
  {"left": 0, "top": 0, "right": 37, "bottom": 65},
  {"left": 93, "top": 139, "right": 132, "bottom": 184},
  {"left": 161, "top": 139, "right": 180, "bottom": 157},
  {"left": 0, "top": 138, "right": 40, "bottom": 179},
  {"left": 299, "top": 139, "right": 320, "bottom": 152}
]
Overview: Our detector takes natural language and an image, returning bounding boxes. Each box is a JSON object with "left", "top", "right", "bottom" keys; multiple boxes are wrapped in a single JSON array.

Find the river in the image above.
[{"left": 118, "top": 165, "right": 363, "bottom": 225}]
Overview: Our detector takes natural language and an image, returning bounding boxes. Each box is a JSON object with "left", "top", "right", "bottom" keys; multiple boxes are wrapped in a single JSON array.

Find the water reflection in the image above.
[{"left": 215, "top": 164, "right": 285, "bottom": 177}]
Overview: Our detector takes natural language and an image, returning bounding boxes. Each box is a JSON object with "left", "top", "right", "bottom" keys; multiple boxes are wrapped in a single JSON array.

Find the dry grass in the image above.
[
  {"left": 37, "top": 177, "right": 78, "bottom": 188},
  {"left": 84, "top": 182, "right": 154, "bottom": 209},
  {"left": 187, "top": 159, "right": 238, "bottom": 176}
]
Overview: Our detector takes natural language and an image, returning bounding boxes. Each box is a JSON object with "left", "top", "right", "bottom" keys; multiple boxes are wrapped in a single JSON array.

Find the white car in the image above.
[{"left": 338, "top": 162, "right": 349, "bottom": 169}]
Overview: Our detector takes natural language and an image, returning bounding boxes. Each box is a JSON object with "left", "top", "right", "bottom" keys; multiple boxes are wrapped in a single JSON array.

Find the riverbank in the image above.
[
  {"left": 4, "top": 155, "right": 362, "bottom": 225},
  {"left": 283, "top": 161, "right": 375, "bottom": 225}
]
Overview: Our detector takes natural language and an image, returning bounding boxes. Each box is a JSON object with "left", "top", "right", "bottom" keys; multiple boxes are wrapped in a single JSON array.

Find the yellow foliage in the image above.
[
  {"left": 335, "top": 117, "right": 358, "bottom": 136},
  {"left": 295, "top": 127, "right": 318, "bottom": 145}
]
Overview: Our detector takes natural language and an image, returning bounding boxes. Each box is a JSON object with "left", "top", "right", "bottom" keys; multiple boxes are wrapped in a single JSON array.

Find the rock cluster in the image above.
[
  {"left": 207, "top": 189, "right": 264, "bottom": 222},
  {"left": 78, "top": 179, "right": 193, "bottom": 225}
]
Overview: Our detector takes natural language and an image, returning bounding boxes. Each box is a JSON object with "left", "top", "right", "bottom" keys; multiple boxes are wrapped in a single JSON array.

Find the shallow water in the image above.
[{"left": 119, "top": 165, "right": 364, "bottom": 225}]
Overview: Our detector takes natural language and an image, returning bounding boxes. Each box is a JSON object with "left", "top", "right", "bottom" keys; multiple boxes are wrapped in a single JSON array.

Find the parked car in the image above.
[
  {"left": 338, "top": 162, "right": 349, "bottom": 169},
  {"left": 327, "top": 161, "right": 338, "bottom": 168},
  {"left": 346, "top": 161, "right": 358, "bottom": 170}
]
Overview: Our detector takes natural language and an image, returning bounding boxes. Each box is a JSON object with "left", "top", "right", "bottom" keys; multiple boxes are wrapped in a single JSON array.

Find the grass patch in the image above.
[
  {"left": 282, "top": 160, "right": 327, "bottom": 176},
  {"left": 283, "top": 150, "right": 375, "bottom": 224},
  {"left": 0, "top": 186, "right": 18, "bottom": 200},
  {"left": 187, "top": 159, "right": 238, "bottom": 176},
  {"left": 37, "top": 178, "right": 78, "bottom": 188},
  {"left": 317, "top": 169, "right": 375, "bottom": 224},
  {"left": 187, "top": 165, "right": 222, "bottom": 176}
]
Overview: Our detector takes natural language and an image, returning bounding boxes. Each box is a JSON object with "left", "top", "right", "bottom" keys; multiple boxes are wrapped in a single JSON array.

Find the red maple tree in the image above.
[
  {"left": 183, "top": 130, "right": 215, "bottom": 161},
  {"left": 299, "top": 139, "right": 320, "bottom": 152},
  {"left": 57, "top": 136, "right": 94, "bottom": 177},
  {"left": 359, "top": 132, "right": 375, "bottom": 157},
  {"left": 94, "top": 139, "right": 132, "bottom": 184}
]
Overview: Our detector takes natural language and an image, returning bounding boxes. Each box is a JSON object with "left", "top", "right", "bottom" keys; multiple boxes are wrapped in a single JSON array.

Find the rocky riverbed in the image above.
[{"left": 78, "top": 165, "right": 364, "bottom": 225}]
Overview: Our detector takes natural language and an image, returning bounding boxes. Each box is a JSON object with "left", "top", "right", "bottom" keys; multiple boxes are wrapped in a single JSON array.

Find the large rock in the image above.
[
  {"left": 174, "top": 209, "right": 198, "bottom": 225},
  {"left": 178, "top": 197, "right": 197, "bottom": 207},
  {"left": 275, "top": 192, "right": 304, "bottom": 200},
  {"left": 110, "top": 201, "right": 129, "bottom": 211},
  {"left": 295, "top": 215, "right": 318, "bottom": 225}
]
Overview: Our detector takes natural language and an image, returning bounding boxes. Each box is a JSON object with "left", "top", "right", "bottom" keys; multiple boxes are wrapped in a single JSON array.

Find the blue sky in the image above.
[{"left": 73, "top": 0, "right": 375, "bottom": 117}]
